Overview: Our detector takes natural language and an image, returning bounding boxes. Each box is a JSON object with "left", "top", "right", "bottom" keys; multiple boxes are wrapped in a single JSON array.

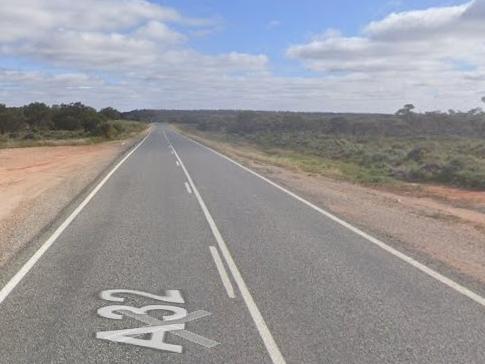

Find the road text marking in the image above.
[{"left": 97, "top": 289, "right": 219, "bottom": 353}]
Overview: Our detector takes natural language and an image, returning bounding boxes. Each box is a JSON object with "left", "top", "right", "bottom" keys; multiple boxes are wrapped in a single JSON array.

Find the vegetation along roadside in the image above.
[
  {"left": 125, "top": 105, "right": 485, "bottom": 190},
  {"left": 0, "top": 102, "right": 147, "bottom": 148}
]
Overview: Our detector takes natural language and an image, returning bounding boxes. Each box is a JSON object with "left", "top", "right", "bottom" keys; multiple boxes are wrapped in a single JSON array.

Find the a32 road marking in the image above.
[{"left": 96, "top": 289, "right": 219, "bottom": 353}]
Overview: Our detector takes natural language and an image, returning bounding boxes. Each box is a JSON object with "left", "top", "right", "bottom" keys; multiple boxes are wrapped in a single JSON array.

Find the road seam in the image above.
[
  {"left": 163, "top": 130, "right": 286, "bottom": 364},
  {"left": 0, "top": 131, "right": 151, "bottom": 306},
  {"left": 209, "top": 246, "right": 236, "bottom": 298},
  {"left": 172, "top": 128, "right": 485, "bottom": 308}
]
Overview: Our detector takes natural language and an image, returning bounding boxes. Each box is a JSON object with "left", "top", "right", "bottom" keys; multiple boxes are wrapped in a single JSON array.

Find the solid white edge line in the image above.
[
  {"left": 171, "top": 128, "right": 485, "bottom": 308},
  {"left": 209, "top": 246, "right": 236, "bottom": 298},
  {"left": 162, "top": 129, "right": 286, "bottom": 364},
  {"left": 0, "top": 131, "right": 151, "bottom": 306},
  {"left": 184, "top": 181, "right": 193, "bottom": 194},
  {"left": 176, "top": 161, "right": 180, "bottom": 167}
]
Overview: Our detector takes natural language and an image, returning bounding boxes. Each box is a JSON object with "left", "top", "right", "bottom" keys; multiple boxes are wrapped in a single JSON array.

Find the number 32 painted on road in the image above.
[{"left": 96, "top": 289, "right": 188, "bottom": 353}]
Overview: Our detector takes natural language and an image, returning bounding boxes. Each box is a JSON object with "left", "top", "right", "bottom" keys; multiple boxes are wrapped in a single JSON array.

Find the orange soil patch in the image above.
[
  {"left": 0, "top": 143, "right": 122, "bottom": 220},
  {"left": 0, "top": 139, "right": 135, "bottom": 266}
]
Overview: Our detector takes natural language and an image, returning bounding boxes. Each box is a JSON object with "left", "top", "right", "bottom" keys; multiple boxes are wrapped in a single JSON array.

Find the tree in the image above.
[
  {"left": 0, "top": 106, "right": 26, "bottom": 134},
  {"left": 395, "top": 104, "right": 416, "bottom": 117},
  {"left": 467, "top": 107, "right": 483, "bottom": 116},
  {"left": 52, "top": 102, "right": 101, "bottom": 132},
  {"left": 100, "top": 107, "right": 121, "bottom": 120},
  {"left": 23, "top": 102, "right": 52, "bottom": 129},
  {"left": 228, "top": 111, "right": 259, "bottom": 134}
]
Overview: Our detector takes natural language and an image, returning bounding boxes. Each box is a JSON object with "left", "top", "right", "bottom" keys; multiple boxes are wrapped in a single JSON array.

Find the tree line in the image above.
[
  {"left": 124, "top": 104, "right": 485, "bottom": 139},
  {"left": 0, "top": 102, "right": 122, "bottom": 137}
]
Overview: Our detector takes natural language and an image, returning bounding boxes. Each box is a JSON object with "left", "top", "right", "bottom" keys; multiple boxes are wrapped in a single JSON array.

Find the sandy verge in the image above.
[
  {"left": 177, "top": 128, "right": 485, "bottom": 286},
  {"left": 0, "top": 134, "right": 145, "bottom": 267}
]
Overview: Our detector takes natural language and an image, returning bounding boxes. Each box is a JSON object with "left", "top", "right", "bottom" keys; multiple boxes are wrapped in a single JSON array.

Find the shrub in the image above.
[
  {"left": 53, "top": 115, "right": 82, "bottom": 130},
  {"left": 96, "top": 123, "right": 115, "bottom": 139}
]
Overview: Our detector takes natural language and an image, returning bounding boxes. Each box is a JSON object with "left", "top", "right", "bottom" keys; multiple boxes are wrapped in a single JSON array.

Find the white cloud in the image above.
[
  {"left": 285, "top": 0, "right": 485, "bottom": 111},
  {"left": 267, "top": 20, "right": 281, "bottom": 29},
  {"left": 134, "top": 21, "right": 187, "bottom": 43},
  {"left": 0, "top": 0, "right": 265, "bottom": 77},
  {"left": 0, "top": 0, "right": 271, "bottom": 109},
  {"left": 364, "top": 3, "right": 468, "bottom": 40},
  {"left": 1, "top": 0, "right": 485, "bottom": 112}
]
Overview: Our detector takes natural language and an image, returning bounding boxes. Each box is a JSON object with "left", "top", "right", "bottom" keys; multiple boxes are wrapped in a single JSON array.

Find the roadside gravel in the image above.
[{"left": 0, "top": 134, "right": 145, "bottom": 267}]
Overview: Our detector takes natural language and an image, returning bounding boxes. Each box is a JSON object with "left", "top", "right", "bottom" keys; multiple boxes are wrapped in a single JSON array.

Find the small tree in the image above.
[
  {"left": 99, "top": 107, "right": 121, "bottom": 120},
  {"left": 0, "top": 106, "right": 27, "bottom": 134},
  {"left": 395, "top": 104, "right": 416, "bottom": 117},
  {"left": 23, "top": 102, "right": 52, "bottom": 129},
  {"left": 51, "top": 102, "right": 101, "bottom": 132}
]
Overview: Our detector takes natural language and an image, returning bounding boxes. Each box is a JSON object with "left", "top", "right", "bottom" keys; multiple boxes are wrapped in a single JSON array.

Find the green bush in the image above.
[{"left": 96, "top": 123, "right": 115, "bottom": 139}]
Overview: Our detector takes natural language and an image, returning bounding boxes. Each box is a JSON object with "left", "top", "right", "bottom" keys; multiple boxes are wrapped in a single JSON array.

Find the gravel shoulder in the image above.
[
  {"left": 175, "top": 126, "right": 485, "bottom": 289},
  {"left": 0, "top": 131, "right": 148, "bottom": 267}
]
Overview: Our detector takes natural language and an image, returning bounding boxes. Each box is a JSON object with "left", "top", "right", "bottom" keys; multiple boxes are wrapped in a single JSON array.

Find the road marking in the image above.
[
  {"left": 209, "top": 246, "right": 236, "bottom": 298},
  {"left": 0, "top": 132, "right": 151, "bottom": 306},
  {"left": 100, "top": 289, "right": 184, "bottom": 303},
  {"left": 184, "top": 182, "right": 193, "bottom": 194},
  {"left": 121, "top": 309, "right": 219, "bottom": 349},
  {"left": 176, "top": 161, "right": 180, "bottom": 167},
  {"left": 171, "top": 128, "right": 485, "bottom": 309},
  {"left": 162, "top": 129, "right": 286, "bottom": 364},
  {"left": 97, "top": 288, "right": 219, "bottom": 352}
]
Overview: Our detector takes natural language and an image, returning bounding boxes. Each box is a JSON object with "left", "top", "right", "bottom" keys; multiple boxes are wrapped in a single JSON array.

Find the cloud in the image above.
[
  {"left": 0, "top": 0, "right": 266, "bottom": 86},
  {"left": 134, "top": 21, "right": 187, "bottom": 43},
  {"left": 1, "top": 0, "right": 485, "bottom": 112},
  {"left": 287, "top": 1, "right": 485, "bottom": 73},
  {"left": 285, "top": 0, "right": 485, "bottom": 110},
  {"left": 0, "top": 0, "right": 181, "bottom": 43},
  {"left": 267, "top": 20, "right": 281, "bottom": 29},
  {"left": 0, "top": 0, "right": 270, "bottom": 109}
]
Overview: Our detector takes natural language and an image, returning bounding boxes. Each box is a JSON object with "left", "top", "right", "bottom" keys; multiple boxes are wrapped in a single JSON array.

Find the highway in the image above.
[{"left": 0, "top": 123, "right": 484, "bottom": 363}]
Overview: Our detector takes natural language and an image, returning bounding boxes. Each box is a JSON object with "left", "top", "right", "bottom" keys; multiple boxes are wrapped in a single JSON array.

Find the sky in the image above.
[{"left": 1, "top": 0, "right": 484, "bottom": 112}]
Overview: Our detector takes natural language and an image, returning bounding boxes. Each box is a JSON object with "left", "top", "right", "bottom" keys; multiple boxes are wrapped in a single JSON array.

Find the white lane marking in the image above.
[
  {"left": 184, "top": 182, "right": 193, "bottom": 194},
  {"left": 176, "top": 161, "right": 180, "bottom": 167},
  {"left": 0, "top": 132, "right": 151, "bottom": 306},
  {"left": 171, "top": 129, "right": 485, "bottom": 308},
  {"left": 162, "top": 129, "right": 286, "bottom": 364},
  {"left": 209, "top": 246, "right": 236, "bottom": 298}
]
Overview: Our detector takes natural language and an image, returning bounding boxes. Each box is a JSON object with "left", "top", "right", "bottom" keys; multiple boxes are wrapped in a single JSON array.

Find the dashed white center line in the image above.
[
  {"left": 162, "top": 129, "right": 286, "bottom": 364},
  {"left": 209, "top": 246, "right": 235, "bottom": 298},
  {"left": 184, "top": 182, "right": 193, "bottom": 194}
]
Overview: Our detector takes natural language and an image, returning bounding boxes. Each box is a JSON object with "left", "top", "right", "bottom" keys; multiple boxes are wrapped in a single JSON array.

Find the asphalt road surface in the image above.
[{"left": 0, "top": 124, "right": 484, "bottom": 363}]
